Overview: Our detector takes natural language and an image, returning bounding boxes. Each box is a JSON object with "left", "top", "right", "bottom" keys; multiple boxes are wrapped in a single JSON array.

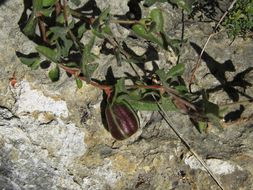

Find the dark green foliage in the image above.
[
  {"left": 17, "top": 0, "right": 248, "bottom": 140},
  {"left": 223, "top": 0, "right": 253, "bottom": 38}
]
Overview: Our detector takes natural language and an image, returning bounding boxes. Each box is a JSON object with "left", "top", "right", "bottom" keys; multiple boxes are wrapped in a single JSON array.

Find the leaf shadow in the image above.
[
  {"left": 18, "top": 0, "right": 43, "bottom": 44},
  {"left": 224, "top": 105, "right": 245, "bottom": 122},
  {"left": 0, "top": 0, "right": 7, "bottom": 6},
  {"left": 190, "top": 42, "right": 253, "bottom": 102},
  {"left": 113, "top": 0, "right": 142, "bottom": 29},
  {"left": 100, "top": 67, "right": 117, "bottom": 132},
  {"left": 74, "top": 0, "right": 101, "bottom": 17}
]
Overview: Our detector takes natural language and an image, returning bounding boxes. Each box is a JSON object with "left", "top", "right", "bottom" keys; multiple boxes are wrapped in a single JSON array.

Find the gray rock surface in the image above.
[{"left": 0, "top": 0, "right": 253, "bottom": 190}]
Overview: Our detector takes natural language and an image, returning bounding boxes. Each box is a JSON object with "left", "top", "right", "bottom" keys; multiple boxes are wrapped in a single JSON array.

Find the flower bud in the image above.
[{"left": 105, "top": 102, "right": 139, "bottom": 140}]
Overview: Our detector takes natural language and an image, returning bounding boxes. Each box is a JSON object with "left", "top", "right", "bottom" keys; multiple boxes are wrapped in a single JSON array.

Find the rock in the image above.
[{"left": 0, "top": 0, "right": 253, "bottom": 190}]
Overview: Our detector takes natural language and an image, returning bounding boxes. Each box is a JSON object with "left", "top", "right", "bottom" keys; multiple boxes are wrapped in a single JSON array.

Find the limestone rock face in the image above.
[{"left": 0, "top": 0, "right": 253, "bottom": 190}]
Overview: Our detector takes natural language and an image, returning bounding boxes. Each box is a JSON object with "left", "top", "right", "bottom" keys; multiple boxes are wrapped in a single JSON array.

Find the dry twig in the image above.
[{"left": 189, "top": 0, "right": 238, "bottom": 92}]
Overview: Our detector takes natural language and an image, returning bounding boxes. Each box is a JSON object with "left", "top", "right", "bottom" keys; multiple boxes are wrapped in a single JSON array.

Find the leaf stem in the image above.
[
  {"left": 58, "top": 64, "right": 111, "bottom": 90},
  {"left": 59, "top": 63, "right": 198, "bottom": 112}
]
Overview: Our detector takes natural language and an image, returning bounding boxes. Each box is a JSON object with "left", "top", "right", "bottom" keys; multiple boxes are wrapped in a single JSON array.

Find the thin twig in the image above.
[
  {"left": 189, "top": 0, "right": 238, "bottom": 92},
  {"left": 152, "top": 94, "right": 225, "bottom": 190},
  {"left": 36, "top": 11, "right": 48, "bottom": 43},
  {"left": 61, "top": 2, "right": 82, "bottom": 49},
  {"left": 63, "top": 0, "right": 68, "bottom": 26},
  {"left": 176, "top": 9, "right": 185, "bottom": 65},
  {"left": 59, "top": 64, "right": 199, "bottom": 112},
  {"left": 58, "top": 64, "right": 111, "bottom": 91},
  {"left": 55, "top": 1, "right": 61, "bottom": 16},
  {"left": 110, "top": 19, "right": 139, "bottom": 25}
]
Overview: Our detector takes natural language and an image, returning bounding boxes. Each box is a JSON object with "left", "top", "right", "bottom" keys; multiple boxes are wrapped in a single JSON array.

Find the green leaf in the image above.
[
  {"left": 48, "top": 65, "right": 60, "bottom": 82},
  {"left": 116, "top": 91, "right": 160, "bottom": 111},
  {"left": 40, "top": 7, "right": 55, "bottom": 16},
  {"left": 197, "top": 121, "right": 207, "bottom": 133},
  {"left": 61, "top": 38, "right": 73, "bottom": 57},
  {"left": 132, "top": 24, "right": 149, "bottom": 38},
  {"left": 115, "top": 48, "right": 122, "bottom": 66},
  {"left": 102, "top": 24, "right": 112, "bottom": 35},
  {"left": 128, "top": 99, "right": 159, "bottom": 111},
  {"left": 170, "top": 0, "right": 195, "bottom": 13},
  {"left": 92, "top": 7, "right": 110, "bottom": 29},
  {"left": 200, "top": 91, "right": 222, "bottom": 130},
  {"left": 33, "top": 0, "right": 43, "bottom": 11},
  {"left": 160, "top": 96, "right": 178, "bottom": 112},
  {"left": 48, "top": 26, "right": 74, "bottom": 57},
  {"left": 36, "top": 45, "right": 60, "bottom": 62},
  {"left": 75, "top": 77, "right": 83, "bottom": 88},
  {"left": 56, "top": 13, "right": 65, "bottom": 24},
  {"left": 114, "top": 78, "right": 127, "bottom": 98},
  {"left": 92, "top": 8, "right": 111, "bottom": 38},
  {"left": 77, "top": 25, "right": 87, "bottom": 39},
  {"left": 147, "top": 21, "right": 157, "bottom": 33},
  {"left": 150, "top": 8, "right": 164, "bottom": 32},
  {"left": 167, "top": 63, "right": 185, "bottom": 77},
  {"left": 174, "top": 85, "right": 188, "bottom": 93},
  {"left": 155, "top": 69, "right": 169, "bottom": 87},
  {"left": 23, "top": 15, "right": 37, "bottom": 37},
  {"left": 81, "top": 35, "right": 96, "bottom": 81},
  {"left": 18, "top": 56, "right": 41, "bottom": 70},
  {"left": 132, "top": 24, "right": 163, "bottom": 47},
  {"left": 42, "top": 0, "right": 57, "bottom": 7}
]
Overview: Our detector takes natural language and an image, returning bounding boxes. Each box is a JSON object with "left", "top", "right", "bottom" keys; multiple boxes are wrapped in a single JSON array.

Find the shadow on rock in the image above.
[{"left": 190, "top": 42, "right": 253, "bottom": 102}]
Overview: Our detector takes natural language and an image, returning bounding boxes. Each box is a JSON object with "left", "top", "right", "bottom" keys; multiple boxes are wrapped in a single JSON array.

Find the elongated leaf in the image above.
[
  {"left": 116, "top": 92, "right": 160, "bottom": 111},
  {"left": 48, "top": 26, "right": 74, "bottom": 57},
  {"left": 40, "top": 7, "right": 55, "bottom": 16},
  {"left": 33, "top": 0, "right": 43, "bottom": 11},
  {"left": 170, "top": 0, "right": 195, "bottom": 13},
  {"left": 92, "top": 7, "right": 110, "bottom": 29},
  {"left": 42, "top": 0, "right": 57, "bottom": 7},
  {"left": 128, "top": 99, "right": 159, "bottom": 111},
  {"left": 114, "top": 78, "right": 127, "bottom": 99},
  {"left": 75, "top": 77, "right": 83, "bottom": 88},
  {"left": 18, "top": 56, "right": 41, "bottom": 70},
  {"left": 36, "top": 45, "right": 60, "bottom": 62},
  {"left": 48, "top": 65, "right": 60, "bottom": 82},
  {"left": 56, "top": 13, "right": 65, "bottom": 24},
  {"left": 167, "top": 63, "right": 185, "bottom": 77},
  {"left": 132, "top": 24, "right": 163, "bottom": 47},
  {"left": 155, "top": 69, "right": 168, "bottom": 87},
  {"left": 160, "top": 96, "right": 178, "bottom": 112},
  {"left": 23, "top": 15, "right": 37, "bottom": 37},
  {"left": 150, "top": 8, "right": 164, "bottom": 32},
  {"left": 174, "top": 85, "right": 188, "bottom": 93},
  {"left": 81, "top": 35, "right": 96, "bottom": 81},
  {"left": 77, "top": 25, "right": 87, "bottom": 39},
  {"left": 201, "top": 91, "right": 222, "bottom": 129},
  {"left": 132, "top": 24, "right": 149, "bottom": 39},
  {"left": 197, "top": 121, "right": 207, "bottom": 133}
]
